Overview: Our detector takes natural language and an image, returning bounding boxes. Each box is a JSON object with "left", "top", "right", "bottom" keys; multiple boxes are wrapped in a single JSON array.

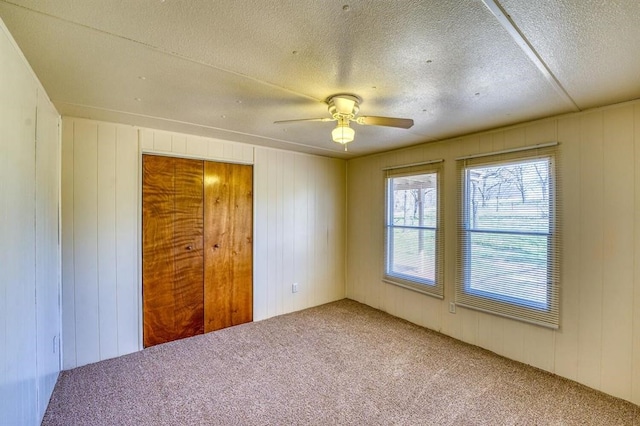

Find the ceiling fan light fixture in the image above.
[
  {"left": 274, "top": 93, "right": 413, "bottom": 150},
  {"left": 331, "top": 122, "right": 355, "bottom": 145}
]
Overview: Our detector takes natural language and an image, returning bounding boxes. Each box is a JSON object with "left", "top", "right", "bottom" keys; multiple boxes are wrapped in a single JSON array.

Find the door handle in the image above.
[
  {"left": 186, "top": 245, "right": 193, "bottom": 251},
  {"left": 214, "top": 244, "right": 220, "bottom": 249}
]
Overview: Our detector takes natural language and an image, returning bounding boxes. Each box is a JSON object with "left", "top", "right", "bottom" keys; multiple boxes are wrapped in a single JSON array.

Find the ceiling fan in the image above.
[{"left": 274, "top": 94, "right": 414, "bottom": 150}]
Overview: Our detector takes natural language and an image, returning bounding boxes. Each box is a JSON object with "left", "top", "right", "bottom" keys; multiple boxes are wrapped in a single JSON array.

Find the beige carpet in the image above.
[{"left": 43, "top": 299, "right": 639, "bottom": 425}]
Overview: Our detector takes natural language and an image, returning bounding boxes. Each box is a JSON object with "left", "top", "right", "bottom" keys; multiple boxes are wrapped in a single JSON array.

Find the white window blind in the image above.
[
  {"left": 456, "top": 145, "right": 560, "bottom": 328},
  {"left": 384, "top": 161, "right": 444, "bottom": 298}
]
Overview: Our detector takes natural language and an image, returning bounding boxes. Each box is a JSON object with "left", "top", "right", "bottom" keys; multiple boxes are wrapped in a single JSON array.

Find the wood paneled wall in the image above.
[
  {"left": 35, "top": 85, "right": 62, "bottom": 420},
  {"left": 61, "top": 118, "right": 346, "bottom": 369},
  {"left": 139, "top": 128, "right": 254, "bottom": 164},
  {"left": 346, "top": 101, "right": 640, "bottom": 406},
  {"left": 1, "top": 20, "right": 61, "bottom": 425},
  {"left": 253, "top": 148, "right": 346, "bottom": 320},
  {"left": 61, "top": 120, "right": 139, "bottom": 368}
]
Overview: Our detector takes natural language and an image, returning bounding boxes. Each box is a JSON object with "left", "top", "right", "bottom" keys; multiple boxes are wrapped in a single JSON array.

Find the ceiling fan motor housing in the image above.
[{"left": 327, "top": 94, "right": 361, "bottom": 119}]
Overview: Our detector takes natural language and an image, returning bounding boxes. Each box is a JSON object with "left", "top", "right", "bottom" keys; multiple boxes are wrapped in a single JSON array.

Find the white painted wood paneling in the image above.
[
  {"left": 554, "top": 115, "right": 580, "bottom": 382},
  {"left": 1, "top": 19, "right": 61, "bottom": 426},
  {"left": 61, "top": 119, "right": 76, "bottom": 370},
  {"left": 291, "top": 155, "right": 309, "bottom": 313},
  {"left": 252, "top": 147, "right": 346, "bottom": 321},
  {"left": 600, "top": 106, "right": 634, "bottom": 398},
  {"left": 62, "top": 120, "right": 346, "bottom": 368},
  {"left": 347, "top": 100, "right": 640, "bottom": 406},
  {"left": 62, "top": 118, "right": 139, "bottom": 368},
  {"left": 35, "top": 89, "right": 62, "bottom": 419},
  {"left": 633, "top": 103, "right": 640, "bottom": 405},
  {"left": 252, "top": 148, "right": 270, "bottom": 321},
  {"left": 73, "top": 120, "right": 101, "bottom": 367},
  {"left": 97, "top": 124, "right": 118, "bottom": 361},
  {"left": 281, "top": 152, "right": 296, "bottom": 314},
  {"left": 0, "top": 30, "right": 38, "bottom": 424},
  {"left": 115, "top": 125, "right": 139, "bottom": 357},
  {"left": 576, "top": 111, "right": 604, "bottom": 391},
  {"left": 264, "top": 149, "right": 284, "bottom": 318},
  {"left": 139, "top": 128, "right": 254, "bottom": 164}
]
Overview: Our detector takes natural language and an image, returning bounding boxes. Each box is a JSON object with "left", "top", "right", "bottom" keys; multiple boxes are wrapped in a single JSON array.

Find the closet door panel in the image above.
[
  {"left": 142, "top": 155, "right": 204, "bottom": 347},
  {"left": 204, "top": 162, "right": 232, "bottom": 332},
  {"left": 204, "top": 162, "right": 253, "bottom": 332},
  {"left": 230, "top": 164, "right": 253, "bottom": 327},
  {"left": 172, "top": 158, "right": 205, "bottom": 340},
  {"left": 144, "top": 155, "right": 252, "bottom": 346},
  {"left": 142, "top": 155, "right": 176, "bottom": 347}
]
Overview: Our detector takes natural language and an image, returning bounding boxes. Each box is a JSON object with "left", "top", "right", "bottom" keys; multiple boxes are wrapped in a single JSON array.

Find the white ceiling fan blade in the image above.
[
  {"left": 355, "top": 116, "right": 414, "bottom": 129},
  {"left": 274, "top": 117, "right": 335, "bottom": 124}
]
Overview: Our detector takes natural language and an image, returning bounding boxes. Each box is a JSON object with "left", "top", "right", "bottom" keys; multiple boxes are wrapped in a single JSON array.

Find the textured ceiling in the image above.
[{"left": 1, "top": 0, "right": 639, "bottom": 158}]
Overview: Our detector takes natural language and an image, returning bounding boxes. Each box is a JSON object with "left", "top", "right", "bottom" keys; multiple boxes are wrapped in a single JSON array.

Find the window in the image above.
[
  {"left": 456, "top": 145, "right": 559, "bottom": 328},
  {"left": 384, "top": 161, "right": 443, "bottom": 298}
]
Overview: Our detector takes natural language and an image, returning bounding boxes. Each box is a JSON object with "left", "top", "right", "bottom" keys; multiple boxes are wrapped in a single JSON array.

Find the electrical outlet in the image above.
[
  {"left": 292, "top": 282, "right": 299, "bottom": 293},
  {"left": 449, "top": 302, "right": 456, "bottom": 314}
]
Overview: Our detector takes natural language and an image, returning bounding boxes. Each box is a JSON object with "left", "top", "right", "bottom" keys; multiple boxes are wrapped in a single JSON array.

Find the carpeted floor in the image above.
[{"left": 43, "top": 299, "right": 639, "bottom": 425}]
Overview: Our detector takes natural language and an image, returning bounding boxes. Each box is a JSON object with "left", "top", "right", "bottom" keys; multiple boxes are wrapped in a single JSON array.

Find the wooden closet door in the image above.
[
  {"left": 204, "top": 162, "right": 253, "bottom": 332},
  {"left": 142, "top": 155, "right": 204, "bottom": 348}
]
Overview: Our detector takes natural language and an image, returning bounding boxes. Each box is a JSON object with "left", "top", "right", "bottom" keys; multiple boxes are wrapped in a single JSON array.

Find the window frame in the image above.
[
  {"left": 383, "top": 160, "right": 444, "bottom": 298},
  {"left": 456, "top": 145, "right": 559, "bottom": 328}
]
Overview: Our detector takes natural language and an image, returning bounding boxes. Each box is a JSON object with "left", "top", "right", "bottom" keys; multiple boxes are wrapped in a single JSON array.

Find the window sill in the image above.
[{"left": 383, "top": 277, "right": 443, "bottom": 299}]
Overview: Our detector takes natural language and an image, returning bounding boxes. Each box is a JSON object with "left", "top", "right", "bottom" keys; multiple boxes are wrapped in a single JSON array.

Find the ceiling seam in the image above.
[
  {"left": 481, "top": 0, "right": 581, "bottom": 112},
  {"left": 0, "top": 0, "right": 321, "bottom": 103},
  {"left": 55, "top": 101, "right": 355, "bottom": 157}
]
